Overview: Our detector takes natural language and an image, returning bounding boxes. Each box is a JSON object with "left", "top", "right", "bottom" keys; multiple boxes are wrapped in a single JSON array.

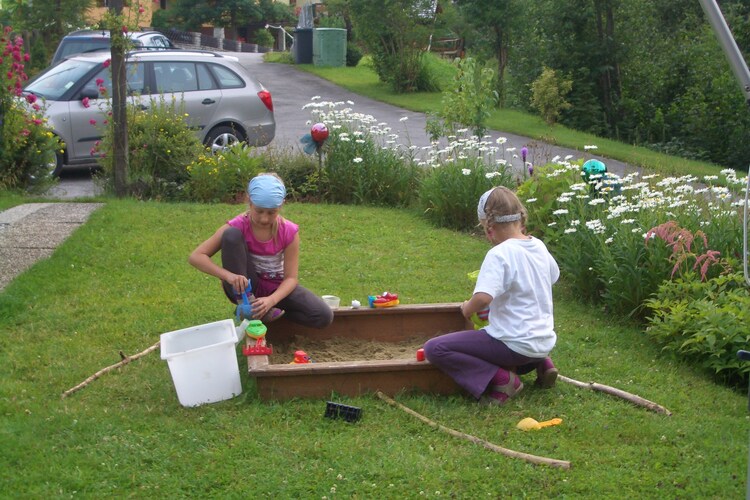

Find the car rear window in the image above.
[
  {"left": 57, "top": 39, "right": 110, "bottom": 60},
  {"left": 210, "top": 64, "right": 245, "bottom": 89}
]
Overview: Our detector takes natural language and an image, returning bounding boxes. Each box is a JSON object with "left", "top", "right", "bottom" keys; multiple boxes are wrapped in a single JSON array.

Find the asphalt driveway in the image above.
[{"left": 50, "top": 52, "right": 634, "bottom": 199}]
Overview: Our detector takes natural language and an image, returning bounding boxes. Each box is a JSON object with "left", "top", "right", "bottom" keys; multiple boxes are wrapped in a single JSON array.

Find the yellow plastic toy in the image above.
[
  {"left": 516, "top": 417, "right": 563, "bottom": 431},
  {"left": 467, "top": 270, "right": 489, "bottom": 329}
]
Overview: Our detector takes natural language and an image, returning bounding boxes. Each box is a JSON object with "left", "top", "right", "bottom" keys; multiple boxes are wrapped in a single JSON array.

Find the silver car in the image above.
[
  {"left": 22, "top": 50, "right": 276, "bottom": 176},
  {"left": 50, "top": 30, "right": 176, "bottom": 66}
]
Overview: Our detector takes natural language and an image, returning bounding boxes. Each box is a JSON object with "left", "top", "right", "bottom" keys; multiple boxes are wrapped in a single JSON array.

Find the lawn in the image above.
[{"left": 0, "top": 199, "right": 746, "bottom": 497}]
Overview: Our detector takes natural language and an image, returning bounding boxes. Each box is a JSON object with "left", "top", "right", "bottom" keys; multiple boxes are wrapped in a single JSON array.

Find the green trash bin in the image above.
[{"left": 313, "top": 28, "right": 346, "bottom": 67}]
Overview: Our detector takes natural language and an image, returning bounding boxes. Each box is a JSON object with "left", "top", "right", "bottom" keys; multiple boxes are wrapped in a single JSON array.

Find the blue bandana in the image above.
[{"left": 247, "top": 175, "right": 286, "bottom": 208}]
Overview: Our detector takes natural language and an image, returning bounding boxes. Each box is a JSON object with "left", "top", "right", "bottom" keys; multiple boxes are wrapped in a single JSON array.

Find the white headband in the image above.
[
  {"left": 492, "top": 213, "right": 522, "bottom": 223},
  {"left": 477, "top": 188, "right": 522, "bottom": 224}
]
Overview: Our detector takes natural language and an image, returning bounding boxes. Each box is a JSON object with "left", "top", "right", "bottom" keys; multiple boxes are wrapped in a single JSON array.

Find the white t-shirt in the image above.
[{"left": 474, "top": 236, "right": 560, "bottom": 358}]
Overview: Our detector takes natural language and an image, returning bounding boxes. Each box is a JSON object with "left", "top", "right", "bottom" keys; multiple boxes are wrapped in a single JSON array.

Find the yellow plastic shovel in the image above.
[{"left": 516, "top": 417, "right": 563, "bottom": 431}]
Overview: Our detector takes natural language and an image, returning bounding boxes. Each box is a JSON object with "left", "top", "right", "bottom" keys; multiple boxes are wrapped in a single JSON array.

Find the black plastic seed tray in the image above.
[{"left": 324, "top": 401, "right": 362, "bottom": 422}]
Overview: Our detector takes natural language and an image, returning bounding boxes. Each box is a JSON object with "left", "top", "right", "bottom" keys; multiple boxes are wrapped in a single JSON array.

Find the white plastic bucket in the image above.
[{"left": 160, "top": 319, "right": 242, "bottom": 407}]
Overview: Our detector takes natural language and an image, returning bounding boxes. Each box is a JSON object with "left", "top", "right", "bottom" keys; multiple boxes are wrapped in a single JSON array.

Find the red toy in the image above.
[
  {"left": 242, "top": 320, "right": 273, "bottom": 356},
  {"left": 369, "top": 292, "right": 399, "bottom": 308},
  {"left": 290, "top": 350, "right": 311, "bottom": 364}
]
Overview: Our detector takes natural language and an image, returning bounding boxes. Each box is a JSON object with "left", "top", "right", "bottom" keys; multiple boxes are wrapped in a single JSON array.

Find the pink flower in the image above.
[
  {"left": 20, "top": 128, "right": 30, "bottom": 136},
  {"left": 96, "top": 78, "right": 104, "bottom": 86},
  {"left": 139, "top": 7, "right": 145, "bottom": 13},
  {"left": 32, "top": 104, "right": 40, "bottom": 111},
  {"left": 82, "top": 97, "right": 90, "bottom": 108},
  {"left": 89, "top": 119, "right": 97, "bottom": 125},
  {"left": 25, "top": 93, "right": 36, "bottom": 104},
  {"left": 24, "top": 53, "right": 29, "bottom": 62},
  {"left": 103, "top": 59, "right": 111, "bottom": 68},
  {"left": 32, "top": 118, "right": 42, "bottom": 125}
]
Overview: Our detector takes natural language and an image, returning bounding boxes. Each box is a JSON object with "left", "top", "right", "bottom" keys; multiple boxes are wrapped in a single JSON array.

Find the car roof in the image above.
[
  {"left": 63, "top": 49, "right": 237, "bottom": 63},
  {"left": 62, "top": 29, "right": 166, "bottom": 39}
]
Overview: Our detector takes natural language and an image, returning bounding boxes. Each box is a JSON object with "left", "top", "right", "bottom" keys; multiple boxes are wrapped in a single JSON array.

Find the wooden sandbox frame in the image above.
[{"left": 248, "top": 303, "right": 471, "bottom": 401}]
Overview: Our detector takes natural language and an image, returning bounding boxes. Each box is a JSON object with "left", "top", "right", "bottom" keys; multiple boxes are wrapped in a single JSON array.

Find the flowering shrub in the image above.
[
  {"left": 96, "top": 96, "right": 203, "bottom": 200},
  {"left": 304, "top": 98, "right": 420, "bottom": 207},
  {"left": 418, "top": 134, "right": 515, "bottom": 231},
  {"left": 185, "top": 144, "right": 264, "bottom": 203},
  {"left": 0, "top": 26, "right": 60, "bottom": 191},
  {"left": 519, "top": 157, "right": 747, "bottom": 319},
  {"left": 302, "top": 98, "right": 514, "bottom": 224}
]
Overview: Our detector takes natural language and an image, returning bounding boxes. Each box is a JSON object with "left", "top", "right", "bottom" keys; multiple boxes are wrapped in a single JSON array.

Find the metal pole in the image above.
[{"left": 698, "top": 0, "right": 750, "bottom": 105}]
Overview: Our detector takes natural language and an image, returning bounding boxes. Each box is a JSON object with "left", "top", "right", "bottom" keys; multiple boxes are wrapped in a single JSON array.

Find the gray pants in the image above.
[{"left": 220, "top": 227, "right": 333, "bottom": 329}]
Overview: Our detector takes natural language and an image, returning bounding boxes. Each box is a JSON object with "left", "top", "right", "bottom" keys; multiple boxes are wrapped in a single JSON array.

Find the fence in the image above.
[{"left": 155, "top": 28, "right": 273, "bottom": 53}]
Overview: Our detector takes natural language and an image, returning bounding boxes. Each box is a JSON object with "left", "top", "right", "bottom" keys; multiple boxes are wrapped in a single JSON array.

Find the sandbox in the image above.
[{"left": 247, "top": 303, "right": 471, "bottom": 401}]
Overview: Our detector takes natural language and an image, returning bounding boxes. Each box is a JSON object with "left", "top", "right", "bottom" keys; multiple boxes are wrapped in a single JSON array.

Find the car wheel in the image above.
[
  {"left": 46, "top": 150, "right": 64, "bottom": 177},
  {"left": 205, "top": 126, "right": 245, "bottom": 155}
]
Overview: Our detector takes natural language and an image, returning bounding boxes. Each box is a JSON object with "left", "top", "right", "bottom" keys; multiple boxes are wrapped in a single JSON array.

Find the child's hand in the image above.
[
  {"left": 225, "top": 273, "right": 248, "bottom": 294},
  {"left": 251, "top": 296, "right": 276, "bottom": 320}
]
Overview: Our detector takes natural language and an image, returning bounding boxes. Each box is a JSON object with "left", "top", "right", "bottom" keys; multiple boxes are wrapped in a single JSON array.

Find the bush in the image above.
[
  {"left": 530, "top": 66, "right": 572, "bottom": 126},
  {"left": 436, "top": 57, "right": 498, "bottom": 138},
  {"left": 346, "top": 44, "right": 363, "bottom": 67},
  {"left": 645, "top": 272, "right": 750, "bottom": 386},
  {"left": 96, "top": 95, "right": 204, "bottom": 200},
  {"left": 419, "top": 160, "right": 512, "bottom": 231},
  {"left": 0, "top": 27, "right": 59, "bottom": 192},
  {"left": 263, "top": 147, "right": 321, "bottom": 202},
  {"left": 184, "top": 144, "right": 264, "bottom": 203}
]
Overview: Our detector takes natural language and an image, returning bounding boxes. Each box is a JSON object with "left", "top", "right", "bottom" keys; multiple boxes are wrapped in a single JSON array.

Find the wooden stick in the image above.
[
  {"left": 61, "top": 341, "right": 161, "bottom": 398},
  {"left": 559, "top": 375, "right": 672, "bottom": 416},
  {"left": 375, "top": 391, "right": 571, "bottom": 469}
]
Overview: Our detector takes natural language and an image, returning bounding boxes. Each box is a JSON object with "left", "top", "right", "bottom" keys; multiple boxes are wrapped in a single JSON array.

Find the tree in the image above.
[
  {"left": 167, "top": 0, "right": 292, "bottom": 32},
  {"left": 349, "top": 0, "right": 435, "bottom": 93},
  {"left": 109, "top": 0, "right": 129, "bottom": 197},
  {"left": 454, "top": 0, "right": 521, "bottom": 106}
]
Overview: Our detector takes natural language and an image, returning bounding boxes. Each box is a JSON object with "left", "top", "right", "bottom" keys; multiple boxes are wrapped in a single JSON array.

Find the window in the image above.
[
  {"left": 210, "top": 64, "right": 244, "bottom": 89},
  {"left": 154, "top": 62, "right": 198, "bottom": 93},
  {"left": 87, "top": 62, "right": 146, "bottom": 97}
]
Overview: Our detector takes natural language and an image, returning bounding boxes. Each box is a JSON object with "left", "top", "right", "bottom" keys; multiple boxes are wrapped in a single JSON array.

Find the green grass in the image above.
[
  {"left": 280, "top": 54, "right": 725, "bottom": 178},
  {"left": 0, "top": 199, "right": 746, "bottom": 497}
]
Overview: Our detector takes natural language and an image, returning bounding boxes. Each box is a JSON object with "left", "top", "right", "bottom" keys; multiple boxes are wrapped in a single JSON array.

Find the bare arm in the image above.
[
  {"left": 460, "top": 292, "right": 492, "bottom": 320},
  {"left": 188, "top": 224, "right": 249, "bottom": 293}
]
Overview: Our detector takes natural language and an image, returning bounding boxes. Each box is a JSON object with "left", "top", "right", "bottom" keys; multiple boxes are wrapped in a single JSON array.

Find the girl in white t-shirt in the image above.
[
  {"left": 424, "top": 186, "right": 560, "bottom": 405},
  {"left": 189, "top": 173, "right": 333, "bottom": 329}
]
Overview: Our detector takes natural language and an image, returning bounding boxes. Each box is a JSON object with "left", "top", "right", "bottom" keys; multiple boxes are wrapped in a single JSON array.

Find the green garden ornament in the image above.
[{"left": 582, "top": 159, "right": 607, "bottom": 183}]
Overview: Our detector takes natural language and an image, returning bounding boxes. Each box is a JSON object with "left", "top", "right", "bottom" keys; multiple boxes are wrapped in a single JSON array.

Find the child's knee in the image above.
[
  {"left": 221, "top": 226, "right": 244, "bottom": 247},
  {"left": 311, "top": 305, "right": 334, "bottom": 328}
]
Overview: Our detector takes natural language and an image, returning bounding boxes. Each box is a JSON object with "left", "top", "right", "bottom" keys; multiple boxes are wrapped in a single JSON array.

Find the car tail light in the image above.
[{"left": 258, "top": 90, "right": 273, "bottom": 112}]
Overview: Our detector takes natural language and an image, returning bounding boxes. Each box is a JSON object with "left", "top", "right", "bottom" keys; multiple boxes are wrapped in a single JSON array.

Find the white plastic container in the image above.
[
  {"left": 160, "top": 319, "right": 242, "bottom": 407},
  {"left": 322, "top": 295, "right": 340, "bottom": 309}
]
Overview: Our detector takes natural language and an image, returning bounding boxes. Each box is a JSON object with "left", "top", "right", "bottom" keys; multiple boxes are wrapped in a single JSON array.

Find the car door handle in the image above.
[{"left": 202, "top": 98, "right": 216, "bottom": 105}]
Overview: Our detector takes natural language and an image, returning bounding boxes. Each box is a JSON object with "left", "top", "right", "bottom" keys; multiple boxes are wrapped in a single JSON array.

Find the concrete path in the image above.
[{"left": 0, "top": 203, "right": 104, "bottom": 291}]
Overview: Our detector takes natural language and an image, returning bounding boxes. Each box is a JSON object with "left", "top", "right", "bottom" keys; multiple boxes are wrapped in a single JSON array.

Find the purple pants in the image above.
[
  {"left": 220, "top": 227, "right": 333, "bottom": 329},
  {"left": 424, "top": 329, "right": 544, "bottom": 399}
]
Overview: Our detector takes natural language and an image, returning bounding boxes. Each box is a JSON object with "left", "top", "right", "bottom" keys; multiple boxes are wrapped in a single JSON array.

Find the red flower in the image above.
[
  {"left": 25, "top": 93, "right": 36, "bottom": 104},
  {"left": 96, "top": 78, "right": 104, "bottom": 86},
  {"left": 103, "top": 59, "right": 111, "bottom": 68},
  {"left": 89, "top": 119, "right": 97, "bottom": 125},
  {"left": 82, "top": 97, "right": 90, "bottom": 108}
]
